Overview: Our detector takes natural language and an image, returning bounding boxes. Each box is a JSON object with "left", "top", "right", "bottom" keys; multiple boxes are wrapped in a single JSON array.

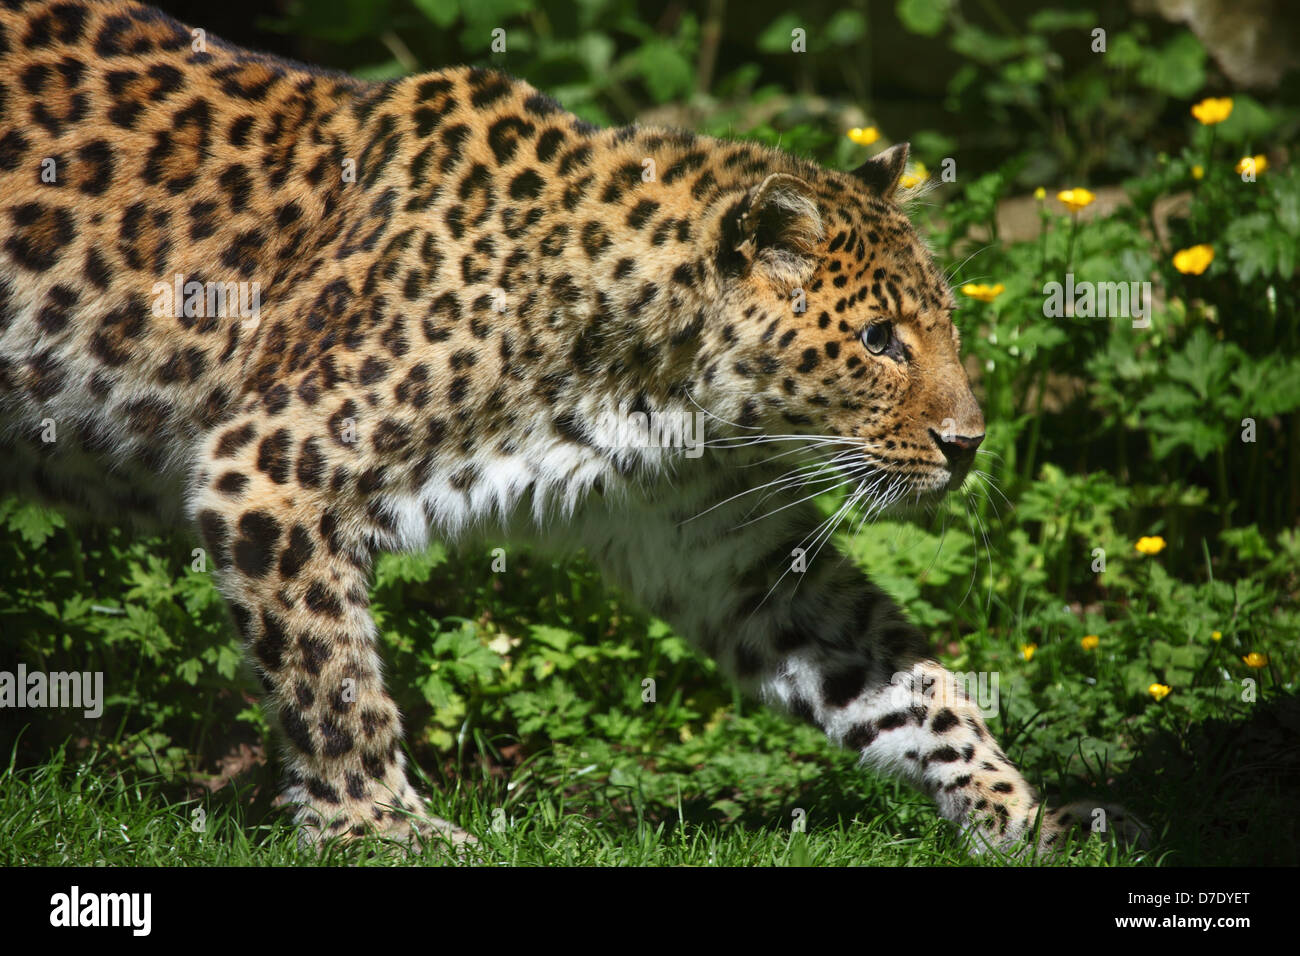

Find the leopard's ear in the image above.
[
  {"left": 731, "top": 172, "right": 823, "bottom": 287},
  {"left": 851, "top": 142, "right": 909, "bottom": 200}
]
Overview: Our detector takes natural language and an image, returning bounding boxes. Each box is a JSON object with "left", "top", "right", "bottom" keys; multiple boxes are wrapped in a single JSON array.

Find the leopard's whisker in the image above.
[
  {"left": 944, "top": 241, "right": 996, "bottom": 285},
  {"left": 747, "top": 451, "right": 869, "bottom": 512},
  {"left": 788, "top": 487, "right": 869, "bottom": 600},
  {"left": 965, "top": 487, "right": 996, "bottom": 613},
  {"left": 969, "top": 468, "right": 1012, "bottom": 515},
  {"left": 681, "top": 388, "right": 761, "bottom": 433},
  {"left": 839, "top": 470, "right": 901, "bottom": 543},
  {"left": 703, "top": 434, "right": 861, "bottom": 451},
  {"left": 731, "top": 439, "right": 866, "bottom": 470},
  {"left": 731, "top": 463, "right": 873, "bottom": 532},
  {"left": 752, "top": 482, "right": 869, "bottom": 613},
  {"left": 678, "top": 448, "right": 865, "bottom": 526}
]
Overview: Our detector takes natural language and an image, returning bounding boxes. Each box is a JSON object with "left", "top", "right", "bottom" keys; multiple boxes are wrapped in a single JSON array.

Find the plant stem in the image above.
[{"left": 1064, "top": 213, "right": 1079, "bottom": 274}]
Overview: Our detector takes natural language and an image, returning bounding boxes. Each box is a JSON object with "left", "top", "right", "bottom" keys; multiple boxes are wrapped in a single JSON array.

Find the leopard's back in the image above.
[
  {"left": 0, "top": 0, "right": 785, "bottom": 539},
  {"left": 0, "top": 0, "right": 369, "bottom": 518}
]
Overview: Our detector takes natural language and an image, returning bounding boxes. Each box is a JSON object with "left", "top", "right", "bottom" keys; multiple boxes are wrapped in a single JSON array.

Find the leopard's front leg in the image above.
[
  {"left": 748, "top": 590, "right": 1144, "bottom": 852},
  {"left": 738, "top": 590, "right": 1052, "bottom": 851},
  {"left": 190, "top": 424, "right": 470, "bottom": 849},
  {"left": 743, "top": 570, "right": 1148, "bottom": 852},
  {"left": 761, "top": 644, "right": 1061, "bottom": 851},
  {"left": 596, "top": 492, "right": 1141, "bottom": 854}
]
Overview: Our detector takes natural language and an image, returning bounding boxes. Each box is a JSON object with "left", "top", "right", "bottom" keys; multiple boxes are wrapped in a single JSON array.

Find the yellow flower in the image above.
[
  {"left": 1033, "top": 186, "right": 1046, "bottom": 200},
  {"left": 1081, "top": 634, "right": 1100, "bottom": 651},
  {"left": 1021, "top": 643, "right": 1037, "bottom": 662},
  {"left": 1135, "top": 535, "right": 1167, "bottom": 556},
  {"left": 1057, "top": 188, "right": 1096, "bottom": 213},
  {"left": 1148, "top": 683, "right": 1172, "bottom": 701},
  {"left": 899, "top": 161, "right": 929, "bottom": 189},
  {"left": 1191, "top": 97, "right": 1233, "bottom": 125},
  {"left": 1172, "top": 244, "right": 1214, "bottom": 275},
  {"left": 961, "top": 282, "right": 1005, "bottom": 303},
  {"left": 847, "top": 126, "right": 880, "bottom": 146},
  {"left": 1235, "top": 154, "right": 1268, "bottom": 176},
  {"left": 1211, "top": 630, "right": 1222, "bottom": 642},
  {"left": 1242, "top": 652, "right": 1268, "bottom": 669},
  {"left": 1191, "top": 164, "right": 1204, "bottom": 180}
]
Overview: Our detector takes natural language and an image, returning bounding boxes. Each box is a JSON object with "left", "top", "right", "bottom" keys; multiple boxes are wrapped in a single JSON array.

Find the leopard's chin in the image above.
[
  {"left": 946, "top": 464, "right": 974, "bottom": 493},
  {"left": 893, "top": 467, "right": 970, "bottom": 509},
  {"left": 857, "top": 470, "right": 952, "bottom": 516}
]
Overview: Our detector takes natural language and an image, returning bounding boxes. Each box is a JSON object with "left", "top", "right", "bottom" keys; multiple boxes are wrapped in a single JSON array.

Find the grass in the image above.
[{"left": 1, "top": 744, "right": 1152, "bottom": 867}]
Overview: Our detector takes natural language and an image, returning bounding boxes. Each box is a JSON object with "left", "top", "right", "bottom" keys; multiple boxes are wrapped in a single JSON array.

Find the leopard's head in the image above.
[{"left": 706, "top": 143, "right": 984, "bottom": 505}]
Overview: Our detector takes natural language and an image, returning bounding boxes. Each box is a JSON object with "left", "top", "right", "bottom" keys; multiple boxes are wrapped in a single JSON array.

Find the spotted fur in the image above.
[{"left": 0, "top": 0, "right": 1142, "bottom": 852}]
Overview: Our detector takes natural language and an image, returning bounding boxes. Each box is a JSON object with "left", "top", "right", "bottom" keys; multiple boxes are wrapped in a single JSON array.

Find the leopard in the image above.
[{"left": 0, "top": 0, "right": 1144, "bottom": 855}]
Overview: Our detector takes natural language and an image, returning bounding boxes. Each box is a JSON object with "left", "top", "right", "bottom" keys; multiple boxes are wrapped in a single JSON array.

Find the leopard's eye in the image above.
[{"left": 862, "top": 321, "right": 892, "bottom": 355}]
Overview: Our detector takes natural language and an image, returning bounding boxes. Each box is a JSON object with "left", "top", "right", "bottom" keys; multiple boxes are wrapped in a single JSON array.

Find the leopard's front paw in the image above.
[{"left": 1038, "top": 800, "right": 1150, "bottom": 851}]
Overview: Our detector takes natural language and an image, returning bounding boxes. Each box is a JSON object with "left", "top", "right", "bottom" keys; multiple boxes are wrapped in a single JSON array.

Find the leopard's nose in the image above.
[{"left": 929, "top": 428, "right": 983, "bottom": 470}]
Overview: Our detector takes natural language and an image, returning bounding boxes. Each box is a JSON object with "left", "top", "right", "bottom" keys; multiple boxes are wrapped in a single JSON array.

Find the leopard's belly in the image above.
[{"left": 0, "top": 331, "right": 197, "bottom": 525}]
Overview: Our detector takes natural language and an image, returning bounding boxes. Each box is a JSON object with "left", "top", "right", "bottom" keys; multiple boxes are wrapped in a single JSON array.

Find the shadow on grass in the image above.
[
  {"left": 628, "top": 692, "right": 1300, "bottom": 865},
  {"left": 1109, "top": 692, "right": 1300, "bottom": 865}
]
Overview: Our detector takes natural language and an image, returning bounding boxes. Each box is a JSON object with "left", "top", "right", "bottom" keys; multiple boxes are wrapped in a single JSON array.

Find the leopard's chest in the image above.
[{"left": 357, "top": 392, "right": 715, "bottom": 553}]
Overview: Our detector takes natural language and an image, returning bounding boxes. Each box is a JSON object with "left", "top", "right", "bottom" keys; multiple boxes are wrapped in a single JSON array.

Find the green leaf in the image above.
[
  {"left": 177, "top": 657, "right": 202, "bottom": 686},
  {"left": 896, "top": 0, "right": 949, "bottom": 37},
  {"left": 352, "top": 60, "right": 410, "bottom": 82},
  {"left": 412, "top": 0, "right": 459, "bottom": 28},
  {"left": 530, "top": 624, "right": 579, "bottom": 651},
  {"left": 1027, "top": 9, "right": 1096, "bottom": 32},
  {"left": 757, "top": 15, "right": 802, "bottom": 54},
  {"left": 825, "top": 10, "right": 867, "bottom": 45},
  {"left": 949, "top": 23, "right": 1022, "bottom": 66},
  {"left": 5, "top": 503, "right": 66, "bottom": 548},
  {"left": 373, "top": 543, "right": 448, "bottom": 587},
  {"left": 1136, "top": 31, "right": 1206, "bottom": 98},
  {"left": 1106, "top": 31, "right": 1145, "bottom": 69},
  {"left": 632, "top": 39, "right": 695, "bottom": 103},
  {"left": 1216, "top": 93, "right": 1279, "bottom": 143},
  {"left": 1274, "top": 174, "right": 1300, "bottom": 236},
  {"left": 419, "top": 672, "right": 455, "bottom": 709},
  {"left": 1225, "top": 212, "right": 1280, "bottom": 283}
]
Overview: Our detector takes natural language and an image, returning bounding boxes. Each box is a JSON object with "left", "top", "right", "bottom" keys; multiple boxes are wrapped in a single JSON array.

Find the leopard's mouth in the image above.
[
  {"left": 864, "top": 462, "right": 963, "bottom": 511},
  {"left": 823, "top": 459, "right": 951, "bottom": 519}
]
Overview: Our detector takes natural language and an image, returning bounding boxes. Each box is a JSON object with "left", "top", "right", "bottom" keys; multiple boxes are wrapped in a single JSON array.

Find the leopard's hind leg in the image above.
[{"left": 190, "top": 416, "right": 471, "bottom": 850}]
